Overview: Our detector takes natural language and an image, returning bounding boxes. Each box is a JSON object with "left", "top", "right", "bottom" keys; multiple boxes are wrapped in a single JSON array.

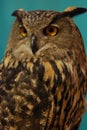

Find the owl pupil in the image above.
[
  {"left": 21, "top": 26, "right": 27, "bottom": 33},
  {"left": 48, "top": 27, "right": 54, "bottom": 33}
]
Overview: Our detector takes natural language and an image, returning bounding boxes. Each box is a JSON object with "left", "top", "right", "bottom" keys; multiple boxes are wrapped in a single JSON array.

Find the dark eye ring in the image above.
[
  {"left": 43, "top": 25, "right": 59, "bottom": 36},
  {"left": 19, "top": 25, "right": 27, "bottom": 37}
]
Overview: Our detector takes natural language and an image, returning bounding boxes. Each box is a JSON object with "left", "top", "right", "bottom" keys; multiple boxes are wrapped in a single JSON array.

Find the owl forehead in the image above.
[{"left": 21, "top": 10, "right": 59, "bottom": 26}]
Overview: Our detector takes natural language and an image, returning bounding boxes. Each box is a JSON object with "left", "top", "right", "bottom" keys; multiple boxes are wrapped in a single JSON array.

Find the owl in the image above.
[{"left": 0, "top": 7, "right": 87, "bottom": 130}]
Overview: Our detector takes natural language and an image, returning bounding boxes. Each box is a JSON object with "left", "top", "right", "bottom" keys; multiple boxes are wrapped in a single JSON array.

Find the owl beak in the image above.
[{"left": 31, "top": 35, "right": 38, "bottom": 54}]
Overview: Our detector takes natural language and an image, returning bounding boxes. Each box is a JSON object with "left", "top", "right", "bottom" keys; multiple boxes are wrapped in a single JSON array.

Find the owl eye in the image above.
[
  {"left": 19, "top": 25, "right": 27, "bottom": 37},
  {"left": 43, "top": 25, "right": 59, "bottom": 36}
]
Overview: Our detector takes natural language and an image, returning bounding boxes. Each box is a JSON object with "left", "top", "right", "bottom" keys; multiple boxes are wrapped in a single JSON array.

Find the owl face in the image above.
[
  {"left": 6, "top": 8, "right": 86, "bottom": 62},
  {"left": 6, "top": 10, "right": 73, "bottom": 56}
]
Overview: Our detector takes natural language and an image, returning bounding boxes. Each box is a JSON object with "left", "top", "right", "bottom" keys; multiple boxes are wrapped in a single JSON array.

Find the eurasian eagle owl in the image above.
[{"left": 0, "top": 7, "right": 87, "bottom": 130}]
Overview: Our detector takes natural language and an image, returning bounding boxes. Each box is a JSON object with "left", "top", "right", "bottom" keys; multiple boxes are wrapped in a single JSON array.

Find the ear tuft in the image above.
[
  {"left": 64, "top": 7, "right": 87, "bottom": 17},
  {"left": 12, "top": 9, "right": 24, "bottom": 17},
  {"left": 12, "top": 9, "right": 25, "bottom": 23}
]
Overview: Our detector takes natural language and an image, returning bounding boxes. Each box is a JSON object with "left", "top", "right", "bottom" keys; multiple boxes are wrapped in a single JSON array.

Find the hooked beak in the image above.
[{"left": 31, "top": 35, "right": 38, "bottom": 54}]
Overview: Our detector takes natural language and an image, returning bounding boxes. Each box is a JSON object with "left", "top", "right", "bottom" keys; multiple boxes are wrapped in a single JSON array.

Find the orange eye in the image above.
[
  {"left": 19, "top": 25, "right": 27, "bottom": 37},
  {"left": 43, "top": 25, "right": 59, "bottom": 36}
]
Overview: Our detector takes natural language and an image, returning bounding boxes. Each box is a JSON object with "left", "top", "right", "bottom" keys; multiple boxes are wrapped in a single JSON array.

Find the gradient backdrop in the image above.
[{"left": 0, "top": 0, "right": 87, "bottom": 130}]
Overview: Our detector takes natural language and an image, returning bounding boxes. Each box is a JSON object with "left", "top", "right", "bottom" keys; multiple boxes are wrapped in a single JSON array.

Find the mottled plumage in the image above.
[{"left": 0, "top": 7, "right": 87, "bottom": 130}]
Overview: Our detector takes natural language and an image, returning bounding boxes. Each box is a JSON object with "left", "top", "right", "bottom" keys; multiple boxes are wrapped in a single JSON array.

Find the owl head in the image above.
[{"left": 5, "top": 7, "right": 87, "bottom": 62}]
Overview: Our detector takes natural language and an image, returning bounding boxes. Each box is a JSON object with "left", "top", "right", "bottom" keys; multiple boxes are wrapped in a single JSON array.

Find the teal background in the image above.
[{"left": 0, "top": 0, "right": 87, "bottom": 129}]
